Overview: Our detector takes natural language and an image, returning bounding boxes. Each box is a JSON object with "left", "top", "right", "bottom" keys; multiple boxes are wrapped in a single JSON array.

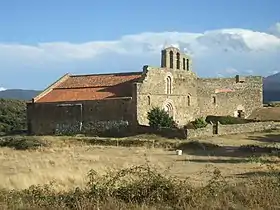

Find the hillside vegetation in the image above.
[{"left": 0, "top": 99, "right": 26, "bottom": 134}]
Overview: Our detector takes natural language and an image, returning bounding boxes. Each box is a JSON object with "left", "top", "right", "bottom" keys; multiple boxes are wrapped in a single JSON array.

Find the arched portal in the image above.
[{"left": 164, "top": 103, "right": 173, "bottom": 117}]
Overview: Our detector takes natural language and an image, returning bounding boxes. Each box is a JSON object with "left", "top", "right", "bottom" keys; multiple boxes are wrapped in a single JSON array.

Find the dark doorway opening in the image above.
[
  {"left": 213, "top": 122, "right": 218, "bottom": 134},
  {"left": 237, "top": 110, "right": 245, "bottom": 118}
]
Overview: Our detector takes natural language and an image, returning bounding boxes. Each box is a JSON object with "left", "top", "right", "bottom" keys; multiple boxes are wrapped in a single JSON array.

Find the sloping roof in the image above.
[{"left": 35, "top": 72, "right": 142, "bottom": 103}]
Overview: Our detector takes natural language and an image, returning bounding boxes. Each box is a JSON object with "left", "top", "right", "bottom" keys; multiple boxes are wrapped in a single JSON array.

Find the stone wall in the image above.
[
  {"left": 197, "top": 76, "right": 263, "bottom": 118},
  {"left": 217, "top": 121, "right": 280, "bottom": 136},
  {"left": 186, "top": 124, "right": 214, "bottom": 138},
  {"left": 135, "top": 65, "right": 199, "bottom": 127},
  {"left": 133, "top": 47, "right": 263, "bottom": 129},
  {"left": 135, "top": 64, "right": 263, "bottom": 128},
  {"left": 186, "top": 121, "right": 280, "bottom": 139},
  {"left": 27, "top": 98, "right": 134, "bottom": 135}
]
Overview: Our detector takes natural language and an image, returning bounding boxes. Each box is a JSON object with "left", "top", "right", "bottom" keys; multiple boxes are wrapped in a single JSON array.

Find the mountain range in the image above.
[
  {"left": 0, "top": 73, "right": 279, "bottom": 102},
  {"left": 0, "top": 89, "right": 41, "bottom": 101},
  {"left": 263, "top": 72, "right": 280, "bottom": 102}
]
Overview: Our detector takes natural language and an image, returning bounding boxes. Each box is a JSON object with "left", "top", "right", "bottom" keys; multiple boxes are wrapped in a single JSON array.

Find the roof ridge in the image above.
[
  {"left": 54, "top": 86, "right": 113, "bottom": 90},
  {"left": 70, "top": 71, "right": 142, "bottom": 77}
]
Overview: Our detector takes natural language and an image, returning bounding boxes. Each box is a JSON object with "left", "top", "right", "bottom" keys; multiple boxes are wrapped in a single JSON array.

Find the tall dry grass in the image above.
[
  {"left": 0, "top": 163, "right": 279, "bottom": 210},
  {"left": 0, "top": 135, "right": 279, "bottom": 209}
]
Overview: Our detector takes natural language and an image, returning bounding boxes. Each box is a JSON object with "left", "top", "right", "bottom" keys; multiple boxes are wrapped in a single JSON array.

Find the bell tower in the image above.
[{"left": 161, "top": 46, "right": 192, "bottom": 71}]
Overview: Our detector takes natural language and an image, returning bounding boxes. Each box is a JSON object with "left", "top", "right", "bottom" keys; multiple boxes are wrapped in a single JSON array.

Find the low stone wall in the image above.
[
  {"left": 217, "top": 121, "right": 280, "bottom": 136},
  {"left": 186, "top": 121, "right": 280, "bottom": 139},
  {"left": 186, "top": 124, "right": 213, "bottom": 138}
]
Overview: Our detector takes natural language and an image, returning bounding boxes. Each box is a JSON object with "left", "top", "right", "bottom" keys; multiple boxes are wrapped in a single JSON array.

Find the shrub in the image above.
[
  {"left": 192, "top": 117, "right": 208, "bottom": 129},
  {"left": 0, "top": 136, "right": 47, "bottom": 150},
  {"left": 147, "top": 107, "right": 176, "bottom": 129},
  {"left": 184, "top": 117, "right": 208, "bottom": 129},
  {"left": 205, "top": 115, "right": 255, "bottom": 125}
]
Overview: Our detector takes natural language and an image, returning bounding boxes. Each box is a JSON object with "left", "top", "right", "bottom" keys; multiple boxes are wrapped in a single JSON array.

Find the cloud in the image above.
[
  {"left": 268, "top": 22, "right": 280, "bottom": 37},
  {"left": 0, "top": 87, "right": 6, "bottom": 91},
  {"left": 0, "top": 24, "right": 280, "bottom": 89}
]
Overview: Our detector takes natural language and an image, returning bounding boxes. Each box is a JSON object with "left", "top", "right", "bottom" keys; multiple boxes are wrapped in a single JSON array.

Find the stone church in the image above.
[{"left": 27, "top": 46, "right": 263, "bottom": 135}]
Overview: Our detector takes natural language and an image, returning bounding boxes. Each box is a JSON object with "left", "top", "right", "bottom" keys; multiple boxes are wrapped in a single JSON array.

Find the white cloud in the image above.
[
  {"left": 0, "top": 24, "right": 280, "bottom": 89},
  {"left": 0, "top": 87, "right": 6, "bottom": 91},
  {"left": 268, "top": 22, "right": 280, "bottom": 37}
]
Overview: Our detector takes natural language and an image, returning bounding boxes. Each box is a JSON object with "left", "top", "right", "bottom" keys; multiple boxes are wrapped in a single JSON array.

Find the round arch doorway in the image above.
[{"left": 164, "top": 103, "right": 174, "bottom": 118}]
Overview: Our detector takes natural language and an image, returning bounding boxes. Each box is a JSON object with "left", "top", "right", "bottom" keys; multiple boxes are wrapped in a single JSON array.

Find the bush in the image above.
[
  {"left": 184, "top": 117, "right": 208, "bottom": 129},
  {"left": 205, "top": 115, "right": 255, "bottom": 125},
  {"left": 0, "top": 136, "right": 47, "bottom": 150},
  {"left": 192, "top": 117, "right": 208, "bottom": 129},
  {"left": 147, "top": 107, "right": 176, "bottom": 129}
]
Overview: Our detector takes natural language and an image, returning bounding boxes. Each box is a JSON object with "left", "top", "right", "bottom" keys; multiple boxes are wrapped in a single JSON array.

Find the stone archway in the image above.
[
  {"left": 164, "top": 103, "right": 174, "bottom": 117},
  {"left": 163, "top": 99, "right": 176, "bottom": 120}
]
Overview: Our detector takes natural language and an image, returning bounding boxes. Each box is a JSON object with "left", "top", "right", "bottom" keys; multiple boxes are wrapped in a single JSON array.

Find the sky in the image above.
[{"left": 0, "top": 0, "right": 280, "bottom": 90}]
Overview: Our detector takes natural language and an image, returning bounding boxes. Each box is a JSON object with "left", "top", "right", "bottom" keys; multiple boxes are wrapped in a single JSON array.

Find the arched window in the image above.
[
  {"left": 183, "top": 58, "right": 186, "bottom": 70},
  {"left": 147, "top": 96, "right": 151, "bottom": 105},
  {"left": 166, "top": 76, "right": 172, "bottom": 94},
  {"left": 186, "top": 59, "right": 189, "bottom": 71},
  {"left": 176, "top": 52, "right": 180, "bottom": 69},
  {"left": 187, "top": 95, "right": 191, "bottom": 106},
  {"left": 169, "top": 51, "right": 174, "bottom": 69}
]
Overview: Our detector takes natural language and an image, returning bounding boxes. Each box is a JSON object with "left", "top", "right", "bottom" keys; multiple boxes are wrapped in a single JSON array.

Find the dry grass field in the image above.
[
  {"left": 0, "top": 130, "right": 280, "bottom": 192},
  {"left": 0, "top": 130, "right": 280, "bottom": 209}
]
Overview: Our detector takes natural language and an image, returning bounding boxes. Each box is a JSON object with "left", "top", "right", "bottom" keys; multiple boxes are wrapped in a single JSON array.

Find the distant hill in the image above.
[
  {"left": 263, "top": 72, "right": 280, "bottom": 103},
  {"left": 0, "top": 89, "right": 41, "bottom": 100}
]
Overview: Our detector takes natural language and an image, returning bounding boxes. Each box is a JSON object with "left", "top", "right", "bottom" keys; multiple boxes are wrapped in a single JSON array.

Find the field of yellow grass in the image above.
[{"left": 0, "top": 130, "right": 279, "bottom": 192}]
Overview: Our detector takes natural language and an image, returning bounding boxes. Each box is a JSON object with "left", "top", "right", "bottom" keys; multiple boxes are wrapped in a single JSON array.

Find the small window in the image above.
[
  {"left": 212, "top": 96, "right": 216, "bottom": 105},
  {"left": 176, "top": 52, "right": 180, "bottom": 69},
  {"left": 183, "top": 58, "right": 186, "bottom": 70},
  {"left": 166, "top": 76, "right": 172, "bottom": 94},
  {"left": 186, "top": 59, "right": 189, "bottom": 71},
  {"left": 187, "top": 95, "right": 191, "bottom": 106},
  {"left": 169, "top": 51, "right": 174, "bottom": 69},
  {"left": 147, "top": 96, "right": 151, "bottom": 105}
]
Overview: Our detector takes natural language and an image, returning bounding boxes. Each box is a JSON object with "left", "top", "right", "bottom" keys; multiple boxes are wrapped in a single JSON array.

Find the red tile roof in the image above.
[{"left": 36, "top": 72, "right": 142, "bottom": 103}]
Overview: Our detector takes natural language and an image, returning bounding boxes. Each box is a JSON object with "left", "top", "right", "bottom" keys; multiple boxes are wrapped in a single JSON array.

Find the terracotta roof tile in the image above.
[
  {"left": 36, "top": 72, "right": 142, "bottom": 103},
  {"left": 56, "top": 72, "right": 142, "bottom": 89}
]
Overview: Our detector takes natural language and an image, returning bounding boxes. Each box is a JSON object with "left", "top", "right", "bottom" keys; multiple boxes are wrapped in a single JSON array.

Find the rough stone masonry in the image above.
[{"left": 27, "top": 46, "right": 263, "bottom": 135}]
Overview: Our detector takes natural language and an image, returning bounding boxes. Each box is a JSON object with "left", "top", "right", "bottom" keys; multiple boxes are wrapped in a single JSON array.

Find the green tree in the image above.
[
  {"left": 0, "top": 99, "right": 26, "bottom": 134},
  {"left": 147, "top": 107, "right": 176, "bottom": 129}
]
